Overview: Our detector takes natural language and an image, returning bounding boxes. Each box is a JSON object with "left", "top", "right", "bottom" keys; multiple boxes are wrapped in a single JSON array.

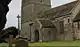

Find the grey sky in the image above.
[
  {"left": 5, "top": 0, "right": 75, "bottom": 28},
  {"left": 5, "top": 0, "right": 21, "bottom": 28},
  {"left": 51, "top": 0, "right": 76, "bottom": 8}
]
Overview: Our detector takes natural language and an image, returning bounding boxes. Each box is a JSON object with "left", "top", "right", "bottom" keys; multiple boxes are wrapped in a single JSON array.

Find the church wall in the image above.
[
  {"left": 52, "top": 16, "right": 73, "bottom": 40},
  {"left": 22, "top": 0, "right": 51, "bottom": 6},
  {"left": 43, "top": 0, "right": 51, "bottom": 5},
  {"left": 21, "top": 0, "right": 80, "bottom": 42},
  {"left": 22, "top": 4, "right": 33, "bottom": 23},
  {"left": 42, "top": 28, "right": 57, "bottom": 41},
  {"left": 21, "top": 0, "right": 51, "bottom": 23},
  {"left": 55, "top": 17, "right": 73, "bottom": 40},
  {"left": 53, "top": 21, "right": 60, "bottom": 33},
  {"left": 63, "top": 17, "right": 73, "bottom": 40},
  {"left": 22, "top": 0, "right": 28, "bottom": 7},
  {"left": 30, "top": 4, "right": 51, "bottom": 21},
  {"left": 21, "top": 0, "right": 51, "bottom": 42},
  {"left": 31, "top": 21, "right": 41, "bottom": 42},
  {"left": 21, "top": 22, "right": 30, "bottom": 39},
  {"left": 73, "top": 21, "right": 80, "bottom": 39},
  {"left": 22, "top": 4, "right": 51, "bottom": 23},
  {"left": 52, "top": 19, "right": 65, "bottom": 40},
  {"left": 21, "top": 21, "right": 40, "bottom": 42},
  {"left": 29, "top": 0, "right": 51, "bottom": 5},
  {"left": 21, "top": 3, "right": 51, "bottom": 40}
]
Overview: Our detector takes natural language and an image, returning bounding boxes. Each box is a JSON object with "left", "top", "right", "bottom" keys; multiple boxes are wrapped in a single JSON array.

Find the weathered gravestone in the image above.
[
  {"left": 12, "top": 39, "right": 28, "bottom": 47},
  {"left": 9, "top": 35, "right": 28, "bottom": 47},
  {"left": 9, "top": 35, "right": 13, "bottom": 47}
]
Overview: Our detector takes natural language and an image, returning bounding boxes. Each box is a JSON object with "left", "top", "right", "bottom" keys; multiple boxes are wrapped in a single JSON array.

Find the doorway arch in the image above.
[{"left": 34, "top": 29, "right": 39, "bottom": 42}]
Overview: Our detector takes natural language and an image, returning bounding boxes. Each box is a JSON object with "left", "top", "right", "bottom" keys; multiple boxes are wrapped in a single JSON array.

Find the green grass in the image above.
[
  {"left": 29, "top": 40, "right": 80, "bottom": 47},
  {"left": 0, "top": 41, "right": 80, "bottom": 47},
  {"left": 0, "top": 43, "right": 8, "bottom": 47}
]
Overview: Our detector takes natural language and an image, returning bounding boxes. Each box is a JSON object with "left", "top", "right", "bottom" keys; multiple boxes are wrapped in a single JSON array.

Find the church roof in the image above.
[
  {"left": 39, "top": 1, "right": 78, "bottom": 20},
  {"left": 73, "top": 11, "right": 80, "bottom": 22},
  {"left": 38, "top": 20, "right": 55, "bottom": 28}
]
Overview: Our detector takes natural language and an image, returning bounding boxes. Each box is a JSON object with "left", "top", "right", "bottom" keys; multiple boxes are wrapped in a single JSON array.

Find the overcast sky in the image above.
[
  {"left": 5, "top": 0, "right": 76, "bottom": 28},
  {"left": 5, "top": 0, "right": 21, "bottom": 28}
]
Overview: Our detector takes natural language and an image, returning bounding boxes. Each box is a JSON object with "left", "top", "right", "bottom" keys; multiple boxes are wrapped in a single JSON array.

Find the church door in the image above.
[{"left": 34, "top": 30, "right": 39, "bottom": 42}]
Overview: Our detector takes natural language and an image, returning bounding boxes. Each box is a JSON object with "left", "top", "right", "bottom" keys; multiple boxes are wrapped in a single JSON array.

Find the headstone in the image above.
[
  {"left": 9, "top": 35, "right": 28, "bottom": 47},
  {"left": 9, "top": 35, "right": 13, "bottom": 47},
  {"left": 12, "top": 39, "right": 28, "bottom": 47}
]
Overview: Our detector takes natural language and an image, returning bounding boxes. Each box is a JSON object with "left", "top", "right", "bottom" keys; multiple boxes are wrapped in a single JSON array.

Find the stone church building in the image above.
[{"left": 21, "top": 0, "right": 80, "bottom": 42}]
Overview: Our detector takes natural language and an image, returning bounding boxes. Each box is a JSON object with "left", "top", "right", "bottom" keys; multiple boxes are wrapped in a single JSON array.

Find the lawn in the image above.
[
  {"left": 29, "top": 40, "right": 80, "bottom": 47},
  {"left": 0, "top": 43, "right": 8, "bottom": 47},
  {"left": 0, "top": 41, "right": 80, "bottom": 47}
]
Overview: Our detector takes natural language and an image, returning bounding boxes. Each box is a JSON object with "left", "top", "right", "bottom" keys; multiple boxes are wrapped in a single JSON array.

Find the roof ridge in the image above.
[
  {"left": 45, "top": 1, "right": 78, "bottom": 13},
  {"left": 53, "top": 1, "right": 77, "bottom": 8},
  {"left": 39, "top": 1, "right": 78, "bottom": 19}
]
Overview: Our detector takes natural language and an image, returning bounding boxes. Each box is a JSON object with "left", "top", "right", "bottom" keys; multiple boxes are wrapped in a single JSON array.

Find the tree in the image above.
[
  {"left": 0, "top": 26, "right": 19, "bottom": 43},
  {"left": 0, "top": 0, "right": 12, "bottom": 32}
]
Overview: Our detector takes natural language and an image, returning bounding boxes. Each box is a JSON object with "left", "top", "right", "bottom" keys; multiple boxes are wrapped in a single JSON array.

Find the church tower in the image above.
[
  {"left": 21, "top": 0, "right": 51, "bottom": 42},
  {"left": 22, "top": 0, "right": 51, "bottom": 23}
]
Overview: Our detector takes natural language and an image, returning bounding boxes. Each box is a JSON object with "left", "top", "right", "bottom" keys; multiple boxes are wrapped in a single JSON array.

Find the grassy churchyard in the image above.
[
  {"left": 1, "top": 40, "right": 80, "bottom": 47},
  {"left": 0, "top": 43, "right": 9, "bottom": 47},
  {"left": 29, "top": 40, "right": 80, "bottom": 47}
]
